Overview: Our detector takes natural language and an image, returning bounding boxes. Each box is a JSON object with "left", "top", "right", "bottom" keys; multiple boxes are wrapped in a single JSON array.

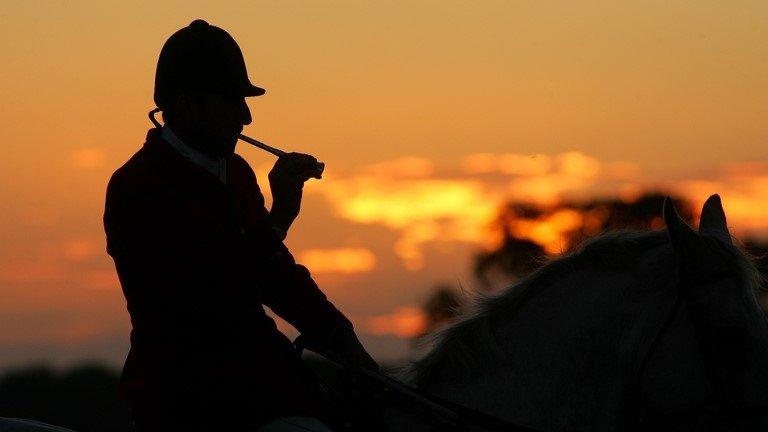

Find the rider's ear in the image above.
[
  {"left": 698, "top": 194, "right": 732, "bottom": 245},
  {"left": 663, "top": 196, "right": 700, "bottom": 261}
]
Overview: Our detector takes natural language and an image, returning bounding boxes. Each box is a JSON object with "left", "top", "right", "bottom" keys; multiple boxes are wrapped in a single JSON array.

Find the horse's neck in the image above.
[{"left": 418, "top": 268, "right": 679, "bottom": 431}]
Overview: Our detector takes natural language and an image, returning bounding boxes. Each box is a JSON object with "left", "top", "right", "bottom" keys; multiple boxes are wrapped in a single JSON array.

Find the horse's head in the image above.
[{"left": 648, "top": 196, "right": 768, "bottom": 429}]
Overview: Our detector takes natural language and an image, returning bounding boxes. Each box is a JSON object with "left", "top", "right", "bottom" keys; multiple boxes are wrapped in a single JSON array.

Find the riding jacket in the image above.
[{"left": 103, "top": 127, "right": 351, "bottom": 429}]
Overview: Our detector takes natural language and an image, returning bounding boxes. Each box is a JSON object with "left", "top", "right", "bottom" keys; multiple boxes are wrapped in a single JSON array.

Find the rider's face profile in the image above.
[{"left": 172, "top": 91, "right": 252, "bottom": 158}]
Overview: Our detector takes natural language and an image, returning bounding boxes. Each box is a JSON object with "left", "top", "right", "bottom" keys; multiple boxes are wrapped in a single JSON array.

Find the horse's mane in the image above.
[{"left": 406, "top": 229, "right": 764, "bottom": 387}]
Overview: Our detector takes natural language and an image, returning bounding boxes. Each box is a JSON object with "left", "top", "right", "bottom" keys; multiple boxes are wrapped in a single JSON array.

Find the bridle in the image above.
[{"left": 635, "top": 266, "right": 768, "bottom": 427}]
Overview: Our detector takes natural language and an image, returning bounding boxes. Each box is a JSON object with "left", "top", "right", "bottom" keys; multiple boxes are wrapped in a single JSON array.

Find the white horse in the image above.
[{"left": 384, "top": 195, "right": 768, "bottom": 431}]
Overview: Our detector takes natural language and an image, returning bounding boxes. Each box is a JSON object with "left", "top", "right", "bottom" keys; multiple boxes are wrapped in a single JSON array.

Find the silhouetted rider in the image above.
[{"left": 104, "top": 19, "right": 376, "bottom": 432}]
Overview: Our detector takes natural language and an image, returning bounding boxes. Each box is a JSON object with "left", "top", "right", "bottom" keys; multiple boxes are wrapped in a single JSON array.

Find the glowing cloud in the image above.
[
  {"left": 366, "top": 306, "right": 427, "bottom": 338},
  {"left": 286, "top": 153, "right": 768, "bottom": 271},
  {"left": 315, "top": 151, "right": 624, "bottom": 269},
  {"left": 321, "top": 177, "right": 498, "bottom": 269},
  {"left": 680, "top": 164, "right": 768, "bottom": 239},
  {"left": 298, "top": 248, "right": 376, "bottom": 274},
  {"left": 508, "top": 209, "right": 584, "bottom": 254}
]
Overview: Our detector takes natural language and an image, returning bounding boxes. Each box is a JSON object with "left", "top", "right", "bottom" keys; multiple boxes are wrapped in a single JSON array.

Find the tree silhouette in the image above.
[
  {"left": 420, "top": 284, "right": 462, "bottom": 336},
  {"left": 474, "top": 192, "right": 695, "bottom": 290},
  {"left": 411, "top": 284, "right": 464, "bottom": 348},
  {"left": 474, "top": 237, "right": 545, "bottom": 289}
]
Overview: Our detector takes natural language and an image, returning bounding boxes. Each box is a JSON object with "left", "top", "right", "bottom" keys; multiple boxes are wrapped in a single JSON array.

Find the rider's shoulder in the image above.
[
  {"left": 229, "top": 152, "right": 252, "bottom": 170},
  {"left": 108, "top": 152, "right": 154, "bottom": 188},
  {"left": 229, "top": 152, "right": 260, "bottom": 181}
]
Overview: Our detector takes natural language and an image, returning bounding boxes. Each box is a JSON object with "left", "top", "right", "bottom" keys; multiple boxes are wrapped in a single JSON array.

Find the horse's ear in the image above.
[
  {"left": 699, "top": 194, "right": 732, "bottom": 245},
  {"left": 663, "top": 196, "right": 700, "bottom": 259}
]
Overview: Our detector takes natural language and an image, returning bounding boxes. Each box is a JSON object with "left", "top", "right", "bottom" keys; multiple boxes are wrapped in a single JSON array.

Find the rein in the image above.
[{"left": 295, "top": 337, "right": 543, "bottom": 432}]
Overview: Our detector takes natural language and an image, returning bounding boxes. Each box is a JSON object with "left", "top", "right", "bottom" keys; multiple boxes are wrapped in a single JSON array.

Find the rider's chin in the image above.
[{"left": 216, "top": 137, "right": 237, "bottom": 157}]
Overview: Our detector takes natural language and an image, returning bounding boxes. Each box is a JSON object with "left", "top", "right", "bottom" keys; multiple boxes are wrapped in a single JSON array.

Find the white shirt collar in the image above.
[{"left": 162, "top": 125, "right": 227, "bottom": 185}]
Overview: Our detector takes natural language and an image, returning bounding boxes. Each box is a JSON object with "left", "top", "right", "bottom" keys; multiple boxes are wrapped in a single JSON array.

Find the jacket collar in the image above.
[
  {"left": 143, "top": 128, "right": 239, "bottom": 189},
  {"left": 161, "top": 125, "right": 227, "bottom": 185}
]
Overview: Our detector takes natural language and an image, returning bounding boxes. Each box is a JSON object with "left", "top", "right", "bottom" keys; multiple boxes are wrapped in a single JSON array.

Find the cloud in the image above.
[
  {"left": 313, "top": 151, "right": 636, "bottom": 269},
  {"left": 298, "top": 248, "right": 376, "bottom": 274},
  {"left": 320, "top": 177, "right": 497, "bottom": 269},
  {"left": 365, "top": 306, "right": 426, "bottom": 338},
  {"left": 679, "top": 163, "right": 768, "bottom": 239},
  {"left": 311, "top": 151, "right": 768, "bottom": 269},
  {"left": 507, "top": 209, "right": 584, "bottom": 254}
]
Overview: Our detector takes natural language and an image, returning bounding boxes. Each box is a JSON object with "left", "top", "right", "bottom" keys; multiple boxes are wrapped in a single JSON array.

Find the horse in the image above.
[{"left": 382, "top": 195, "right": 768, "bottom": 431}]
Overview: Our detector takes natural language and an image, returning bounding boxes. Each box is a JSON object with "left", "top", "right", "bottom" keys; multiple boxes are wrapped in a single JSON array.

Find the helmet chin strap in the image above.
[
  {"left": 149, "top": 108, "right": 163, "bottom": 128},
  {"left": 148, "top": 106, "right": 325, "bottom": 178}
]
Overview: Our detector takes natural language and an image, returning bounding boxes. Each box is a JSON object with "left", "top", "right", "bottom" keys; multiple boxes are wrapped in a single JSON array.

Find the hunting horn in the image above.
[{"left": 149, "top": 108, "right": 325, "bottom": 179}]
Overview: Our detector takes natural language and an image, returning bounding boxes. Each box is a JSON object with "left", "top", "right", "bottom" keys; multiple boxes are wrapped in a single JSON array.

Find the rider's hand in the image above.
[
  {"left": 268, "top": 152, "right": 318, "bottom": 231},
  {"left": 328, "top": 326, "right": 380, "bottom": 371}
]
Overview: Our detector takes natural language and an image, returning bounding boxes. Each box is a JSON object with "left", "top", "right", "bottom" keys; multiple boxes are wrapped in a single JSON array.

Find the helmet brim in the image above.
[{"left": 244, "top": 83, "right": 266, "bottom": 97}]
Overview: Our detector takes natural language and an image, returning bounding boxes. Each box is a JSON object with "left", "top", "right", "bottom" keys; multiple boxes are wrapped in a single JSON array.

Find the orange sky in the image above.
[{"left": 0, "top": 1, "right": 767, "bottom": 368}]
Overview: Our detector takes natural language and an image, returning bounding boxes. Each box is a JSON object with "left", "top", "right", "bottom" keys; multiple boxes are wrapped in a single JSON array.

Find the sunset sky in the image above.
[{"left": 1, "top": 1, "right": 767, "bottom": 369}]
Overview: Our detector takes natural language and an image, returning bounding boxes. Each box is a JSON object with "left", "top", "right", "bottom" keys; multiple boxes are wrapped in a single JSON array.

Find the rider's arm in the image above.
[
  {"left": 237, "top": 213, "right": 353, "bottom": 342},
  {"left": 232, "top": 156, "right": 377, "bottom": 368},
  {"left": 238, "top": 230, "right": 377, "bottom": 369},
  {"left": 229, "top": 156, "right": 354, "bottom": 343}
]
